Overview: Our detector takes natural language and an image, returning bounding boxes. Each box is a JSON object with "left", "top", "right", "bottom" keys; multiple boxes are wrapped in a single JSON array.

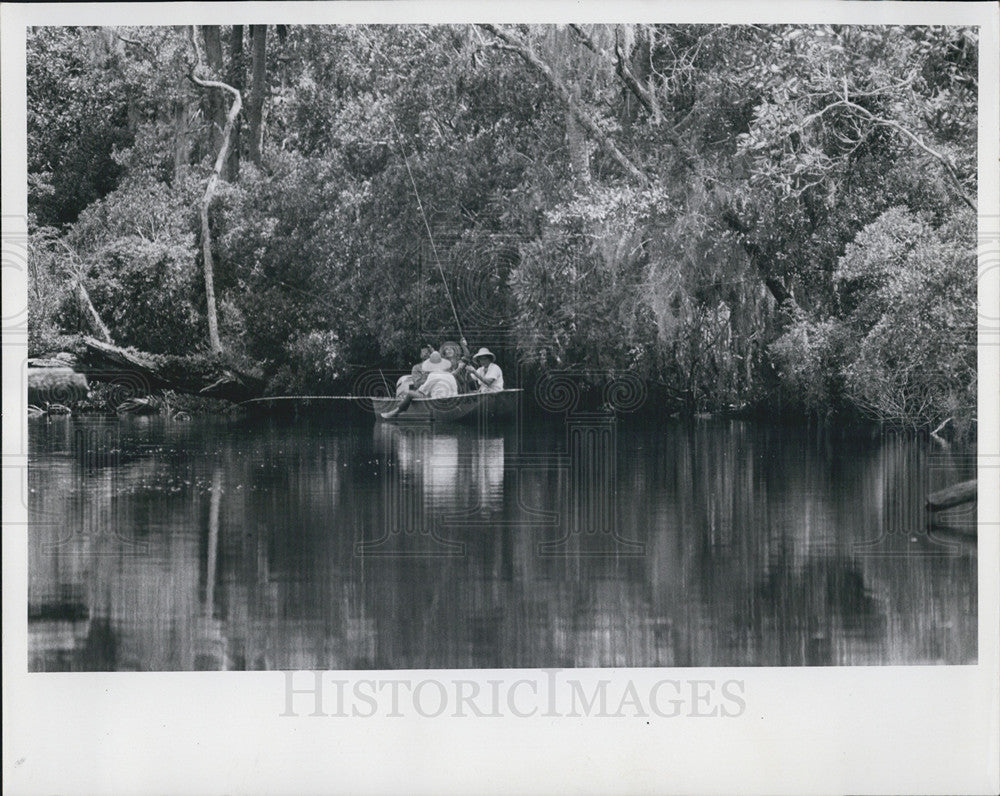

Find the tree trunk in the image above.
[
  {"left": 172, "top": 98, "right": 194, "bottom": 179},
  {"left": 226, "top": 25, "right": 244, "bottom": 180},
  {"left": 247, "top": 24, "right": 267, "bottom": 166},
  {"left": 201, "top": 26, "right": 226, "bottom": 157},
  {"left": 190, "top": 25, "right": 243, "bottom": 353}
]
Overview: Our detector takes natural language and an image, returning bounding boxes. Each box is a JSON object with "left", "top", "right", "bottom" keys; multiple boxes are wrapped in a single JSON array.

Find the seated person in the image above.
[
  {"left": 460, "top": 347, "right": 504, "bottom": 393},
  {"left": 440, "top": 339, "right": 470, "bottom": 392},
  {"left": 419, "top": 370, "right": 459, "bottom": 398},
  {"left": 382, "top": 351, "right": 455, "bottom": 417},
  {"left": 396, "top": 364, "right": 428, "bottom": 397},
  {"left": 418, "top": 351, "right": 458, "bottom": 397},
  {"left": 395, "top": 343, "right": 439, "bottom": 394}
]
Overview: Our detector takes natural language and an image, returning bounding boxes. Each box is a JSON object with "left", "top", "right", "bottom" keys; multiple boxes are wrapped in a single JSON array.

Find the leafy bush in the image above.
[
  {"left": 268, "top": 330, "right": 344, "bottom": 394},
  {"left": 836, "top": 208, "right": 975, "bottom": 426},
  {"left": 70, "top": 177, "right": 205, "bottom": 353},
  {"left": 769, "top": 316, "right": 846, "bottom": 416}
]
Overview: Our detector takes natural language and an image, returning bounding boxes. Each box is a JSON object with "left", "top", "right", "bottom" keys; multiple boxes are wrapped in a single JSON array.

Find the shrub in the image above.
[{"left": 836, "top": 208, "right": 975, "bottom": 427}]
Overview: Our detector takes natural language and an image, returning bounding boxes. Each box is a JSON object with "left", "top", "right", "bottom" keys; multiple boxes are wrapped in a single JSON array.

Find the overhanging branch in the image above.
[
  {"left": 801, "top": 98, "right": 976, "bottom": 213},
  {"left": 480, "top": 24, "right": 649, "bottom": 185}
]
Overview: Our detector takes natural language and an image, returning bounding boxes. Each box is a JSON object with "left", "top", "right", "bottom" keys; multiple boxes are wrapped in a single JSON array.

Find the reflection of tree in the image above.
[
  {"left": 635, "top": 420, "right": 976, "bottom": 666},
  {"left": 29, "top": 419, "right": 978, "bottom": 670}
]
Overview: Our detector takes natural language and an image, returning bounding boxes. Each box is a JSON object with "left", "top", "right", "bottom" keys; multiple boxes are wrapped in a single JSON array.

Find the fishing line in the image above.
[{"left": 387, "top": 114, "right": 466, "bottom": 342}]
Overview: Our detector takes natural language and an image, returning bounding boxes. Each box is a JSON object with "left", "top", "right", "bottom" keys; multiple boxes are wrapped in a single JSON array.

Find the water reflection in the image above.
[
  {"left": 28, "top": 416, "right": 976, "bottom": 670},
  {"left": 373, "top": 423, "right": 505, "bottom": 516}
]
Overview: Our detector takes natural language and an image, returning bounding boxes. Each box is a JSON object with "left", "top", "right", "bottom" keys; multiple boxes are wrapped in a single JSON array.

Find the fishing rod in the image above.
[
  {"left": 387, "top": 115, "right": 466, "bottom": 344},
  {"left": 235, "top": 395, "right": 363, "bottom": 408}
]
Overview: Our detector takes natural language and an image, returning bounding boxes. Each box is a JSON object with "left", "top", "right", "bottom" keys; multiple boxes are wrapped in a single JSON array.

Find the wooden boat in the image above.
[{"left": 373, "top": 388, "right": 522, "bottom": 422}]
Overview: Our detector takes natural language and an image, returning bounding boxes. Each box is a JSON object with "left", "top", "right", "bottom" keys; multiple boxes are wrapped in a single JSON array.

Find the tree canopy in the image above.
[{"left": 27, "top": 24, "right": 978, "bottom": 427}]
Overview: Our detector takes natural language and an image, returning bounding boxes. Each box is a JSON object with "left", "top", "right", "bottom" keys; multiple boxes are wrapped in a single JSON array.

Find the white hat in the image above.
[
  {"left": 473, "top": 347, "right": 495, "bottom": 362},
  {"left": 421, "top": 351, "right": 452, "bottom": 372}
]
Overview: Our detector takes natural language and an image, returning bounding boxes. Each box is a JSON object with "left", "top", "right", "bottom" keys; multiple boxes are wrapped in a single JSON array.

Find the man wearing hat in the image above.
[{"left": 460, "top": 347, "right": 504, "bottom": 393}]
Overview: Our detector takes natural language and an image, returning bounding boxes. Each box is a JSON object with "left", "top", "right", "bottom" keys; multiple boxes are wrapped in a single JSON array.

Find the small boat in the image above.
[{"left": 374, "top": 388, "right": 522, "bottom": 422}]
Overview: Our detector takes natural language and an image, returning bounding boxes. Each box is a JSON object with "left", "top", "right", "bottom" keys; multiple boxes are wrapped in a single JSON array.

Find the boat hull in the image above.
[{"left": 373, "top": 389, "right": 521, "bottom": 422}]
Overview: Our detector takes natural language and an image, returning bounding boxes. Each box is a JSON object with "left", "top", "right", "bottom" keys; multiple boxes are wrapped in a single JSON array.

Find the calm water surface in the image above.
[{"left": 28, "top": 411, "right": 977, "bottom": 670}]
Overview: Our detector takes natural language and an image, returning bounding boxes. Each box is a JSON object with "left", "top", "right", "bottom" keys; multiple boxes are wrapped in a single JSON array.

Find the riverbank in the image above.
[
  {"left": 24, "top": 336, "right": 974, "bottom": 444},
  {"left": 29, "top": 384, "right": 240, "bottom": 419}
]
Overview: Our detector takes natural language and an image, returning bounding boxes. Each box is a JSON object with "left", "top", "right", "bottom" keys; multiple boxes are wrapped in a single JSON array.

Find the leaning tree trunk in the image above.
[
  {"left": 56, "top": 238, "right": 113, "bottom": 344},
  {"left": 73, "top": 280, "right": 112, "bottom": 343},
  {"left": 190, "top": 26, "right": 243, "bottom": 354}
]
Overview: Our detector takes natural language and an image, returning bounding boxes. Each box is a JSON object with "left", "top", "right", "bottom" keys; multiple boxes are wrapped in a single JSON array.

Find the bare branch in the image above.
[
  {"left": 800, "top": 97, "right": 976, "bottom": 212},
  {"left": 55, "top": 239, "right": 112, "bottom": 343},
  {"left": 569, "top": 24, "right": 661, "bottom": 121},
  {"left": 113, "top": 31, "right": 156, "bottom": 60}
]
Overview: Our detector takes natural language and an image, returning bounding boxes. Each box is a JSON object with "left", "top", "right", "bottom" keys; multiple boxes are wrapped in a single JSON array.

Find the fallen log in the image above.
[
  {"left": 926, "top": 479, "right": 977, "bottom": 512},
  {"left": 79, "top": 336, "right": 264, "bottom": 402},
  {"left": 28, "top": 352, "right": 79, "bottom": 369}
]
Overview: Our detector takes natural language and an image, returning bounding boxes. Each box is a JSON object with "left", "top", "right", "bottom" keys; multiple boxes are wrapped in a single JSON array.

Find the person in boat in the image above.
[
  {"left": 394, "top": 343, "right": 438, "bottom": 396},
  {"left": 460, "top": 347, "right": 504, "bottom": 393},
  {"left": 419, "top": 351, "right": 459, "bottom": 397},
  {"left": 382, "top": 351, "right": 459, "bottom": 418},
  {"left": 395, "top": 364, "right": 428, "bottom": 397},
  {"left": 440, "top": 339, "right": 471, "bottom": 393}
]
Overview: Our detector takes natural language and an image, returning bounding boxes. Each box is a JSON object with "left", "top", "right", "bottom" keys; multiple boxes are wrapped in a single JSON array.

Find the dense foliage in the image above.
[{"left": 27, "top": 24, "right": 978, "bottom": 427}]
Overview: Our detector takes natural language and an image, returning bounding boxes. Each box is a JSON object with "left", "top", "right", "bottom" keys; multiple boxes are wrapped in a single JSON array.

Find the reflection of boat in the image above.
[
  {"left": 374, "top": 389, "right": 521, "bottom": 422},
  {"left": 373, "top": 423, "right": 506, "bottom": 515}
]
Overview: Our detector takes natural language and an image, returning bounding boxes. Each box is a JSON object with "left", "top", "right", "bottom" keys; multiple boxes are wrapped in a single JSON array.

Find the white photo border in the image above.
[{"left": 3, "top": 2, "right": 998, "bottom": 794}]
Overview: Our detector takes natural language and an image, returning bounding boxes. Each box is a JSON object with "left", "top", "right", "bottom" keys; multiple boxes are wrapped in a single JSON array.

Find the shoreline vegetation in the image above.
[
  {"left": 25, "top": 331, "right": 971, "bottom": 446},
  {"left": 26, "top": 25, "right": 977, "bottom": 440}
]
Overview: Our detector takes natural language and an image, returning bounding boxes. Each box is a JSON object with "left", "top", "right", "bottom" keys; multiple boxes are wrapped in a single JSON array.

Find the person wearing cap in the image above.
[{"left": 461, "top": 347, "right": 504, "bottom": 393}]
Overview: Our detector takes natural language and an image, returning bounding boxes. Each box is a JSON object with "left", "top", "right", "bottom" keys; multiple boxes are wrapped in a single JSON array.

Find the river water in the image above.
[{"left": 27, "top": 412, "right": 977, "bottom": 670}]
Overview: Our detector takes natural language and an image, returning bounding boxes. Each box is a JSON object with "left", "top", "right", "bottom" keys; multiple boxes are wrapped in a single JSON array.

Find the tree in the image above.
[
  {"left": 24, "top": 24, "right": 977, "bottom": 427},
  {"left": 189, "top": 25, "right": 243, "bottom": 353},
  {"left": 247, "top": 25, "right": 268, "bottom": 166}
]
